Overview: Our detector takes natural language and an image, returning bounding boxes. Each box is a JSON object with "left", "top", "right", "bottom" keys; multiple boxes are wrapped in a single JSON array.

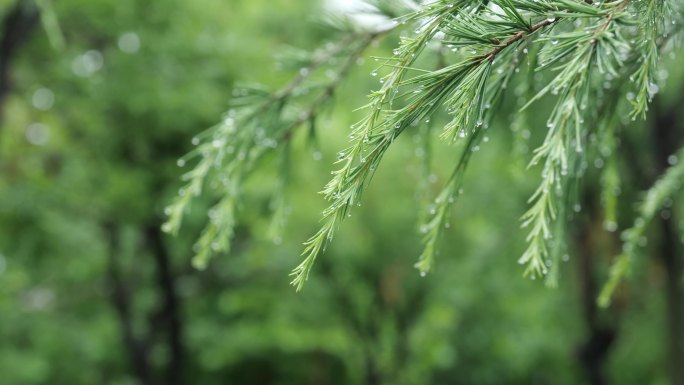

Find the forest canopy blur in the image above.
[{"left": 1, "top": 0, "right": 683, "bottom": 385}]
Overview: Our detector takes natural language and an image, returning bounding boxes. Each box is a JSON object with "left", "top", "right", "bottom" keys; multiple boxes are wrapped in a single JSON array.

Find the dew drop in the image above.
[
  {"left": 604, "top": 221, "right": 618, "bottom": 232},
  {"left": 647, "top": 82, "right": 660, "bottom": 97}
]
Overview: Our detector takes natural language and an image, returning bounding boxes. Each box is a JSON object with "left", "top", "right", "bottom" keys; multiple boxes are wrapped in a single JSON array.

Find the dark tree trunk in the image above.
[
  {"left": 575, "top": 213, "right": 616, "bottom": 385},
  {"left": 145, "top": 224, "right": 185, "bottom": 385},
  {"left": 0, "top": 0, "right": 40, "bottom": 122},
  {"left": 657, "top": 217, "right": 684, "bottom": 385},
  {"left": 653, "top": 101, "right": 684, "bottom": 385},
  {"left": 104, "top": 223, "right": 154, "bottom": 385}
]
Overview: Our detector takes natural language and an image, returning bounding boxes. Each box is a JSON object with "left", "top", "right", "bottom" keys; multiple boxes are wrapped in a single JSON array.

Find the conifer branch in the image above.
[
  {"left": 519, "top": 0, "right": 630, "bottom": 278},
  {"left": 598, "top": 147, "right": 684, "bottom": 307},
  {"left": 166, "top": 0, "right": 683, "bottom": 295},
  {"left": 294, "top": 0, "right": 603, "bottom": 286}
]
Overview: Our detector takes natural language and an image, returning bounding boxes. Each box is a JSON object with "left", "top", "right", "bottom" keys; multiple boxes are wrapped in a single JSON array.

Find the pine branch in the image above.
[
  {"left": 519, "top": 0, "right": 630, "bottom": 278},
  {"left": 293, "top": 0, "right": 593, "bottom": 287},
  {"left": 598, "top": 147, "right": 684, "bottom": 307},
  {"left": 291, "top": 2, "right": 466, "bottom": 290},
  {"left": 165, "top": 0, "right": 684, "bottom": 294}
]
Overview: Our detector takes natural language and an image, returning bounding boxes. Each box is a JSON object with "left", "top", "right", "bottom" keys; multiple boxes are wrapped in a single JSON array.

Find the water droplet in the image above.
[
  {"left": 32, "top": 88, "right": 54, "bottom": 110},
  {"left": 177, "top": 159, "right": 185, "bottom": 167},
  {"left": 647, "top": 82, "right": 659, "bottom": 97},
  {"left": 25, "top": 123, "right": 50, "bottom": 145},
  {"left": 118, "top": 32, "right": 141, "bottom": 53},
  {"left": 71, "top": 50, "right": 104, "bottom": 77}
]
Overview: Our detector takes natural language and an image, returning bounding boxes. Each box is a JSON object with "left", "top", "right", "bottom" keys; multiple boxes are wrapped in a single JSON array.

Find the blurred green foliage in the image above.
[{"left": 0, "top": 1, "right": 682, "bottom": 385}]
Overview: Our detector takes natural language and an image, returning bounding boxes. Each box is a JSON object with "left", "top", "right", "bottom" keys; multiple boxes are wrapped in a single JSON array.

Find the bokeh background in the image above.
[{"left": 1, "top": 1, "right": 683, "bottom": 384}]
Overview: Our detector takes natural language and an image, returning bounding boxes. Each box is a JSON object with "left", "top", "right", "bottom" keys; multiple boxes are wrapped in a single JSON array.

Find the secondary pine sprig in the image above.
[{"left": 164, "top": 28, "right": 388, "bottom": 269}]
